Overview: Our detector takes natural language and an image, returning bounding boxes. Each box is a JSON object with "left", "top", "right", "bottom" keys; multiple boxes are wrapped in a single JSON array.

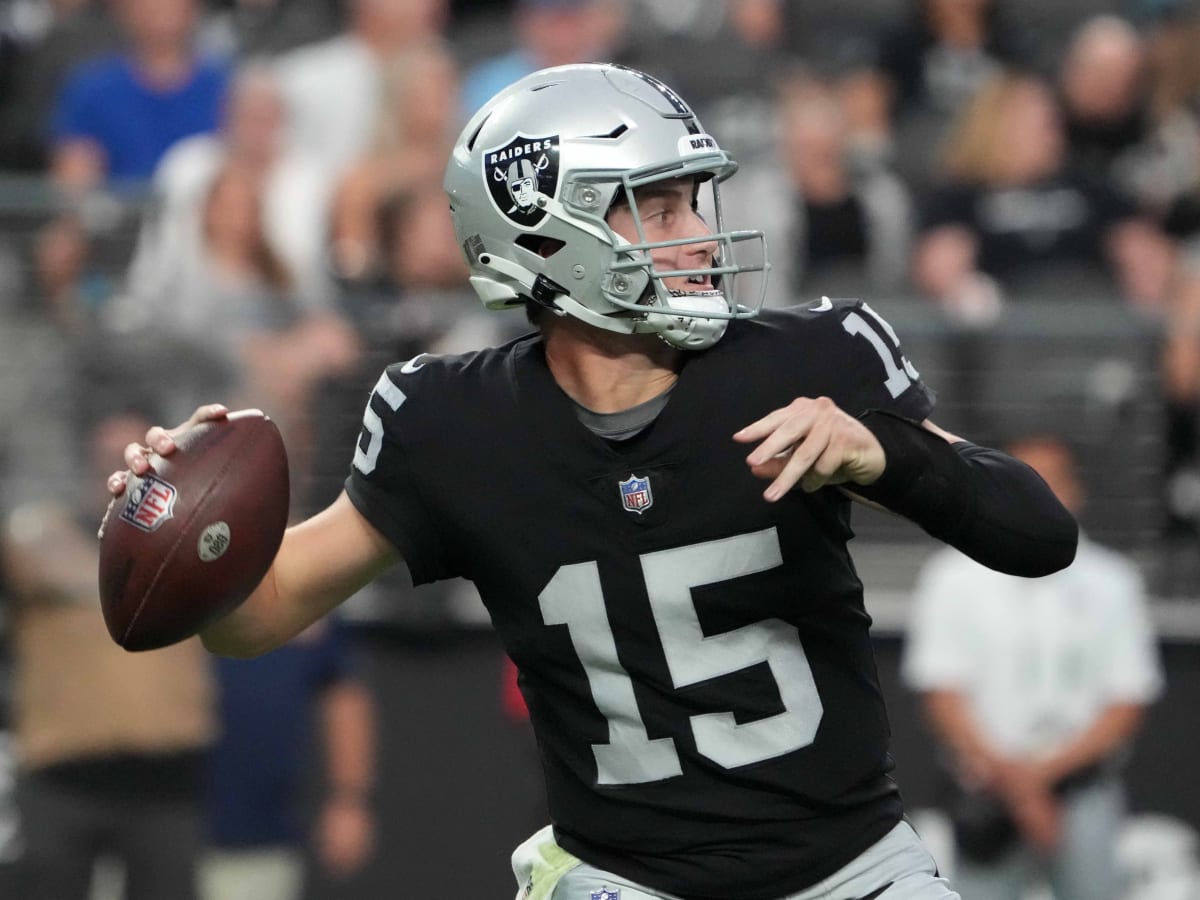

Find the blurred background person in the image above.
[
  {"left": 725, "top": 70, "right": 914, "bottom": 307},
  {"left": 1, "top": 385, "right": 215, "bottom": 900},
  {"left": 616, "top": 0, "right": 785, "bottom": 158},
  {"left": 902, "top": 432, "right": 1164, "bottom": 900},
  {"left": 850, "top": 0, "right": 1036, "bottom": 194},
  {"left": 1143, "top": 7, "right": 1200, "bottom": 225},
  {"left": 0, "top": 0, "right": 121, "bottom": 173},
  {"left": 1150, "top": 8, "right": 1200, "bottom": 557},
  {"left": 273, "top": 0, "right": 448, "bottom": 182},
  {"left": 117, "top": 148, "right": 360, "bottom": 508},
  {"left": 48, "top": 0, "right": 229, "bottom": 194},
  {"left": 328, "top": 39, "right": 460, "bottom": 287},
  {"left": 1055, "top": 14, "right": 1159, "bottom": 213},
  {"left": 32, "top": 0, "right": 231, "bottom": 345},
  {"left": 357, "top": 184, "right": 509, "bottom": 358},
  {"left": 0, "top": 244, "right": 95, "bottom": 894},
  {"left": 143, "top": 63, "right": 334, "bottom": 318},
  {"left": 202, "top": 619, "right": 377, "bottom": 900},
  {"left": 460, "top": 0, "right": 626, "bottom": 119},
  {"left": 31, "top": 206, "right": 96, "bottom": 330},
  {"left": 912, "top": 72, "right": 1175, "bottom": 323},
  {"left": 200, "top": 0, "right": 344, "bottom": 61}
]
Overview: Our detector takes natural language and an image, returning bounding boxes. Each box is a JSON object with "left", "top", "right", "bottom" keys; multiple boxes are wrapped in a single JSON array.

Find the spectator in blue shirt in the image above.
[{"left": 49, "top": 0, "right": 229, "bottom": 193}]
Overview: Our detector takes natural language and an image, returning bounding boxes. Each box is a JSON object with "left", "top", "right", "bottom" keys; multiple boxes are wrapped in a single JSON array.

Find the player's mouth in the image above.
[{"left": 667, "top": 272, "right": 716, "bottom": 292}]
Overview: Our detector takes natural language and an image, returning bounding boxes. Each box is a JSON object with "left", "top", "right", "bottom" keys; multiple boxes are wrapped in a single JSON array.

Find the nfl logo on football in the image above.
[
  {"left": 618, "top": 474, "right": 652, "bottom": 514},
  {"left": 119, "top": 474, "right": 178, "bottom": 533},
  {"left": 591, "top": 889, "right": 620, "bottom": 900}
]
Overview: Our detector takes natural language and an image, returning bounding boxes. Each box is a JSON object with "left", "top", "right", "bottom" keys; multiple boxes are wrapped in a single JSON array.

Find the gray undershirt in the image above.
[{"left": 573, "top": 385, "right": 675, "bottom": 441}]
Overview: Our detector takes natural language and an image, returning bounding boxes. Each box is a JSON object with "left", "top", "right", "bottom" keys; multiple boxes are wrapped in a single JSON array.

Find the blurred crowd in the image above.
[
  {"left": 0, "top": 1, "right": 1197, "bottom": 897},
  {"left": 0, "top": 0, "right": 1195, "bottom": 534}
]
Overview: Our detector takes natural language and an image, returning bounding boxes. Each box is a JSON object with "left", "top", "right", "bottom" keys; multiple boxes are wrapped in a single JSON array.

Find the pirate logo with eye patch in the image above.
[{"left": 483, "top": 133, "right": 560, "bottom": 228}]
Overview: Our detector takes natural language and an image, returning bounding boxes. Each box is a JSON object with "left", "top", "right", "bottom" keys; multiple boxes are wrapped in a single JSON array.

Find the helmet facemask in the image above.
[
  {"left": 444, "top": 64, "right": 770, "bottom": 351},
  {"left": 537, "top": 156, "right": 768, "bottom": 350}
]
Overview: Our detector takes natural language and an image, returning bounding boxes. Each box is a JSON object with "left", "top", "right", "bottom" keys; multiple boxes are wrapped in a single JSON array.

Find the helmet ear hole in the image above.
[{"left": 515, "top": 234, "right": 566, "bottom": 258}]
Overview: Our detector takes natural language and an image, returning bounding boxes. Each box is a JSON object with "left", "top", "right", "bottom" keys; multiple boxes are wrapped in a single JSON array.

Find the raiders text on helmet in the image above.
[{"left": 443, "top": 63, "right": 769, "bottom": 350}]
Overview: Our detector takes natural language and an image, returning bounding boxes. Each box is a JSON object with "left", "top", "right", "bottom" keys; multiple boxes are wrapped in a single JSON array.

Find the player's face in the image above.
[{"left": 606, "top": 177, "right": 719, "bottom": 292}]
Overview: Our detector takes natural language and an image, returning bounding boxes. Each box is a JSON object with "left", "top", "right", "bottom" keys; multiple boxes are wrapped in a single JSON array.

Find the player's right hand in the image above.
[
  {"left": 734, "top": 396, "right": 886, "bottom": 501},
  {"left": 106, "top": 404, "right": 229, "bottom": 497}
]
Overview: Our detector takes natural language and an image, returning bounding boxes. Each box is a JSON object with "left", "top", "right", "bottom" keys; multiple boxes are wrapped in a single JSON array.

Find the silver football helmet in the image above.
[{"left": 443, "top": 63, "right": 768, "bottom": 350}]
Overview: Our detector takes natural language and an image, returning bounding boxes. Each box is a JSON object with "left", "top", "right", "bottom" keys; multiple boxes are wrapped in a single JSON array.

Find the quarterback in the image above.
[{"left": 113, "top": 65, "right": 1077, "bottom": 900}]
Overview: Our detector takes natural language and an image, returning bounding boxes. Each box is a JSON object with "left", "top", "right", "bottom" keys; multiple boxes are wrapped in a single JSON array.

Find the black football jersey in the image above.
[{"left": 345, "top": 299, "right": 935, "bottom": 900}]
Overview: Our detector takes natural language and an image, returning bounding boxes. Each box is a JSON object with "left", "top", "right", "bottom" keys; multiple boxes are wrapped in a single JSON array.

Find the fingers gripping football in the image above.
[
  {"left": 734, "top": 397, "right": 886, "bottom": 501},
  {"left": 111, "top": 404, "right": 229, "bottom": 492}
]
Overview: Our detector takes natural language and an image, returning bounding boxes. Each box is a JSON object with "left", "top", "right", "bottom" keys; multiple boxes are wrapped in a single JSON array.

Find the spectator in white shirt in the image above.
[
  {"left": 273, "top": 0, "right": 448, "bottom": 179},
  {"left": 902, "top": 432, "right": 1164, "bottom": 900}
]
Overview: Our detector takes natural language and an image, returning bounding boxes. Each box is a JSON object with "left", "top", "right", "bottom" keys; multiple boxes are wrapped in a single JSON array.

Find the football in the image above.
[{"left": 98, "top": 409, "right": 290, "bottom": 651}]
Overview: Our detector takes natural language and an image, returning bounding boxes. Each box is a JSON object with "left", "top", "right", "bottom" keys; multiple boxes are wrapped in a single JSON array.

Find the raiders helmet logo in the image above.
[{"left": 483, "top": 133, "right": 560, "bottom": 228}]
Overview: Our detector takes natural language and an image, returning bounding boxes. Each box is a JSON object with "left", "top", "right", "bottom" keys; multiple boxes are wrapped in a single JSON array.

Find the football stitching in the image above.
[{"left": 121, "top": 421, "right": 264, "bottom": 647}]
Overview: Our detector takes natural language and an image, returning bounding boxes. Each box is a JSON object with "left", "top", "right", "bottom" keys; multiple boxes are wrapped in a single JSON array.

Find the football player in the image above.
[{"left": 112, "top": 64, "right": 1078, "bottom": 900}]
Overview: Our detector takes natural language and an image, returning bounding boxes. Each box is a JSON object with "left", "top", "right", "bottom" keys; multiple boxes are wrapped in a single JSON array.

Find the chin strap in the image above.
[
  {"left": 530, "top": 274, "right": 568, "bottom": 312},
  {"left": 645, "top": 288, "right": 731, "bottom": 349},
  {"left": 472, "top": 246, "right": 730, "bottom": 349}
]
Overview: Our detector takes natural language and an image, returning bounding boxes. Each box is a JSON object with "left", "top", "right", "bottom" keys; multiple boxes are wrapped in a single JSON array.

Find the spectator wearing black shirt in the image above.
[
  {"left": 1057, "top": 14, "right": 1159, "bottom": 211},
  {"left": 913, "top": 72, "right": 1174, "bottom": 322},
  {"left": 852, "top": 0, "right": 1035, "bottom": 193},
  {"left": 724, "top": 74, "right": 913, "bottom": 306}
]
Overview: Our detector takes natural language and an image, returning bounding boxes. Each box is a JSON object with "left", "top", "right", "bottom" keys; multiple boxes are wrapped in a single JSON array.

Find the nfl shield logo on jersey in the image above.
[
  {"left": 591, "top": 889, "right": 620, "bottom": 900},
  {"left": 618, "top": 474, "right": 653, "bottom": 514}
]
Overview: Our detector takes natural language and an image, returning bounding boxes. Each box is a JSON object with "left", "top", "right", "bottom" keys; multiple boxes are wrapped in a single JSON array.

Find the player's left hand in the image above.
[{"left": 734, "top": 397, "right": 886, "bottom": 501}]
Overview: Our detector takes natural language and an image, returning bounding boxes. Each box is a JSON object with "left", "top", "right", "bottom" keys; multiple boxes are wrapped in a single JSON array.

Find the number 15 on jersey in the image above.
[{"left": 539, "top": 527, "right": 823, "bottom": 786}]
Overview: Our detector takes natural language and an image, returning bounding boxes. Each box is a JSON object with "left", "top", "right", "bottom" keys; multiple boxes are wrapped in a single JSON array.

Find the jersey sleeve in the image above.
[
  {"left": 343, "top": 364, "right": 454, "bottom": 585},
  {"left": 830, "top": 299, "right": 936, "bottom": 421}
]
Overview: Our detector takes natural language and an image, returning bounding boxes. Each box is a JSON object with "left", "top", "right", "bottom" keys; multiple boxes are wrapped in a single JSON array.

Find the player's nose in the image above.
[{"left": 682, "top": 209, "right": 719, "bottom": 259}]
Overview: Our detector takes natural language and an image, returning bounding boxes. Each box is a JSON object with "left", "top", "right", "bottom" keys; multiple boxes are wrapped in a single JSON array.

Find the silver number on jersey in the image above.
[
  {"left": 540, "top": 562, "right": 683, "bottom": 785},
  {"left": 642, "top": 528, "right": 822, "bottom": 769},
  {"left": 840, "top": 303, "right": 920, "bottom": 399},
  {"left": 538, "top": 527, "right": 822, "bottom": 785},
  {"left": 353, "top": 371, "right": 407, "bottom": 475}
]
